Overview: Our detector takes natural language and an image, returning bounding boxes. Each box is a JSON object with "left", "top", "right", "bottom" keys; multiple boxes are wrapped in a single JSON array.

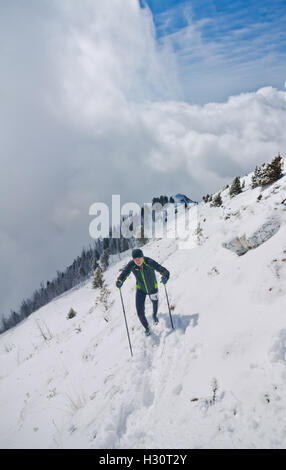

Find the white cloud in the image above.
[
  {"left": 53, "top": 0, "right": 286, "bottom": 188},
  {"left": 52, "top": 0, "right": 286, "bottom": 189},
  {"left": 51, "top": 0, "right": 181, "bottom": 132},
  {"left": 140, "top": 87, "right": 286, "bottom": 180}
]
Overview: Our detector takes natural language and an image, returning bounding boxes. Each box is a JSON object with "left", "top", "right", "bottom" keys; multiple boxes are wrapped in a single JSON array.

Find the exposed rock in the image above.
[{"left": 223, "top": 219, "right": 281, "bottom": 256}]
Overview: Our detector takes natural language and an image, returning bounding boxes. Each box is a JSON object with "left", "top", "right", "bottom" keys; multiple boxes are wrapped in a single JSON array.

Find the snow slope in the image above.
[{"left": 1, "top": 164, "right": 286, "bottom": 449}]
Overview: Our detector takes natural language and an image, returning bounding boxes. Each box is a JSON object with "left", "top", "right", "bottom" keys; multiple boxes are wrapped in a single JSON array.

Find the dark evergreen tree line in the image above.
[{"left": 152, "top": 195, "right": 169, "bottom": 206}]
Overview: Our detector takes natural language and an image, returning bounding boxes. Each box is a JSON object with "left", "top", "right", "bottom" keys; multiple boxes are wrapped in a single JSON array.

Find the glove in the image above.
[
  {"left": 116, "top": 279, "right": 123, "bottom": 288},
  {"left": 161, "top": 274, "right": 169, "bottom": 285}
]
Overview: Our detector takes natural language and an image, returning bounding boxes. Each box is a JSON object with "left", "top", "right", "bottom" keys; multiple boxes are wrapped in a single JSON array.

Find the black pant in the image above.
[{"left": 135, "top": 289, "right": 158, "bottom": 329}]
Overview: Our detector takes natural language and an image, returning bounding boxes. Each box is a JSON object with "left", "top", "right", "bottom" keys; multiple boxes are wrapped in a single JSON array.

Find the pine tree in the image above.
[
  {"left": 252, "top": 165, "right": 264, "bottom": 188},
  {"left": 100, "top": 249, "right": 110, "bottom": 272},
  {"left": 120, "top": 236, "right": 130, "bottom": 253},
  {"left": 92, "top": 267, "right": 104, "bottom": 289},
  {"left": 229, "top": 176, "right": 242, "bottom": 198},
  {"left": 263, "top": 153, "right": 283, "bottom": 185},
  {"left": 67, "top": 308, "right": 77, "bottom": 319},
  {"left": 252, "top": 155, "right": 283, "bottom": 188},
  {"left": 212, "top": 192, "right": 222, "bottom": 207},
  {"left": 136, "top": 226, "right": 149, "bottom": 247}
]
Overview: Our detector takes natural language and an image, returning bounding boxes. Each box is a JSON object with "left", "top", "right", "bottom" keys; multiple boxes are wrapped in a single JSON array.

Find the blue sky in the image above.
[
  {"left": 143, "top": 0, "right": 286, "bottom": 43},
  {"left": 141, "top": 0, "right": 286, "bottom": 102}
]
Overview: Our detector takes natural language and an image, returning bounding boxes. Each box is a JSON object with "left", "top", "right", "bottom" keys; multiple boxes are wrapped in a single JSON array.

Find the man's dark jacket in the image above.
[{"left": 118, "top": 257, "right": 169, "bottom": 294}]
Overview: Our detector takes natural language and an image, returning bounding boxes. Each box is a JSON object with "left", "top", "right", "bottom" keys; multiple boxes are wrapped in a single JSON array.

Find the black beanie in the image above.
[{"left": 132, "top": 248, "right": 144, "bottom": 259}]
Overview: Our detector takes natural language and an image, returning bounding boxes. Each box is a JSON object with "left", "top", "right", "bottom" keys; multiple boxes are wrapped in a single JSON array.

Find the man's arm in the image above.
[
  {"left": 117, "top": 260, "right": 135, "bottom": 283},
  {"left": 144, "top": 257, "right": 170, "bottom": 278}
]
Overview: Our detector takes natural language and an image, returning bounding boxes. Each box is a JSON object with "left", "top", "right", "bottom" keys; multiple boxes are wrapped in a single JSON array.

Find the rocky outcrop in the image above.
[{"left": 223, "top": 219, "right": 281, "bottom": 256}]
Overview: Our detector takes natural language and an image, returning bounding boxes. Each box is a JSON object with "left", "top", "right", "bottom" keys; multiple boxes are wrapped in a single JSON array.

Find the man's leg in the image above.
[
  {"left": 135, "top": 289, "right": 149, "bottom": 330},
  {"left": 150, "top": 293, "right": 159, "bottom": 323},
  {"left": 152, "top": 299, "right": 158, "bottom": 316}
]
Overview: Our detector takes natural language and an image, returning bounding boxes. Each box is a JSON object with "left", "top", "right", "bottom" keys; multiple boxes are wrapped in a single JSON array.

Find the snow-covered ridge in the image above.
[
  {"left": 0, "top": 160, "right": 286, "bottom": 449},
  {"left": 173, "top": 193, "right": 195, "bottom": 204}
]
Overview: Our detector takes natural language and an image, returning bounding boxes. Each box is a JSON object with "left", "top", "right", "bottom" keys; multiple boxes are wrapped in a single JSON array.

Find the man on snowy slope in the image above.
[{"left": 116, "top": 248, "right": 170, "bottom": 336}]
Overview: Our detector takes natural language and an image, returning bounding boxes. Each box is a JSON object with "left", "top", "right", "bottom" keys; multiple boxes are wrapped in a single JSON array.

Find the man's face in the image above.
[{"left": 133, "top": 257, "right": 143, "bottom": 266}]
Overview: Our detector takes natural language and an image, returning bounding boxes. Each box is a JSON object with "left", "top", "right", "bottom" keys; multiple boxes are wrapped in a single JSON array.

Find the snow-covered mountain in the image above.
[
  {"left": 1, "top": 160, "right": 286, "bottom": 449},
  {"left": 173, "top": 193, "right": 195, "bottom": 205}
]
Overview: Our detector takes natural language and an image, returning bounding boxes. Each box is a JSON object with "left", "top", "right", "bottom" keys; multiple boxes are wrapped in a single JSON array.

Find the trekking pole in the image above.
[
  {"left": 164, "top": 284, "right": 175, "bottom": 330},
  {"left": 119, "top": 288, "right": 133, "bottom": 357}
]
